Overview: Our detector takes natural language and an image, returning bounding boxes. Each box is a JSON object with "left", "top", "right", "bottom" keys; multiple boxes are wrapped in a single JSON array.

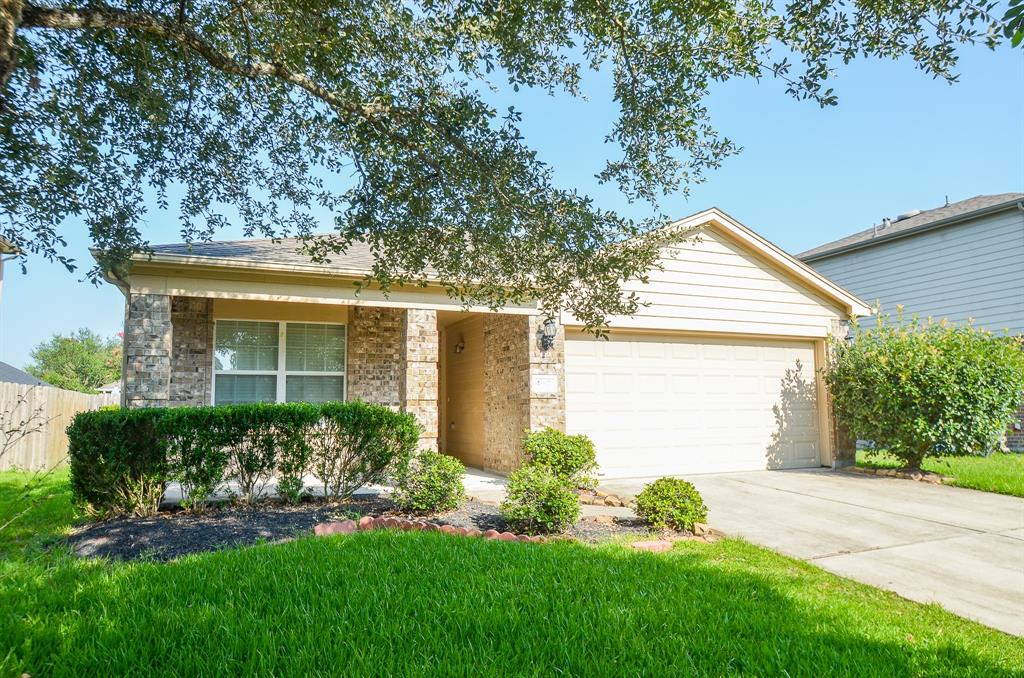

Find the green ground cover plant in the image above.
[
  {"left": 1, "top": 471, "right": 1021, "bottom": 676},
  {"left": 857, "top": 450, "right": 1024, "bottom": 498}
]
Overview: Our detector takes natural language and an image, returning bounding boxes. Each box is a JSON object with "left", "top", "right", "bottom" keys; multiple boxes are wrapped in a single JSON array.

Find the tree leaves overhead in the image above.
[{"left": 0, "top": 0, "right": 1004, "bottom": 328}]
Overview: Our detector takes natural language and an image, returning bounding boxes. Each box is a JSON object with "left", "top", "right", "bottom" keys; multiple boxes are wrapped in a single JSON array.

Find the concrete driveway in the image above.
[{"left": 601, "top": 469, "right": 1024, "bottom": 636}]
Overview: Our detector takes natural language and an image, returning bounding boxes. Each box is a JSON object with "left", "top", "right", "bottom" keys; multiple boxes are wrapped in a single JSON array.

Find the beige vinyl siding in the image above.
[
  {"left": 440, "top": 316, "right": 485, "bottom": 467},
  {"left": 563, "top": 226, "right": 845, "bottom": 337},
  {"left": 808, "top": 210, "right": 1024, "bottom": 334}
]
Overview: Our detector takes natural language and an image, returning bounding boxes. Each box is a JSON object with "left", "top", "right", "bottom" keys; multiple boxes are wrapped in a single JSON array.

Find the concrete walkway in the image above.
[{"left": 600, "top": 469, "right": 1024, "bottom": 636}]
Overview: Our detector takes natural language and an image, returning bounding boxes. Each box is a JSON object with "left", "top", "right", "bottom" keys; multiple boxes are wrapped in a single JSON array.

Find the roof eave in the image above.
[{"left": 800, "top": 198, "right": 1024, "bottom": 263}]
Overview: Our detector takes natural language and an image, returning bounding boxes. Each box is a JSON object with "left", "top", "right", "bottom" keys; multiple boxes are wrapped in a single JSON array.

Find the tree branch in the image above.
[{"left": 19, "top": 2, "right": 390, "bottom": 118}]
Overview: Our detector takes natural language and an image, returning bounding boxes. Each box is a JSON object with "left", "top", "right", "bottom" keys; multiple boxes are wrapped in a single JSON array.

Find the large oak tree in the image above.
[{"left": 0, "top": 1, "right": 1005, "bottom": 328}]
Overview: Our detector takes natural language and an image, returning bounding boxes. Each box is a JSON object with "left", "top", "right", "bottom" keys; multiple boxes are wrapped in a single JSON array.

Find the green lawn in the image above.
[
  {"left": 857, "top": 451, "right": 1024, "bottom": 498},
  {"left": 2, "top": 472, "right": 1022, "bottom": 676}
]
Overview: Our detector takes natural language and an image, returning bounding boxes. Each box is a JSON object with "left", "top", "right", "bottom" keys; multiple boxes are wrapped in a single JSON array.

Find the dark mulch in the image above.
[{"left": 66, "top": 495, "right": 654, "bottom": 562}]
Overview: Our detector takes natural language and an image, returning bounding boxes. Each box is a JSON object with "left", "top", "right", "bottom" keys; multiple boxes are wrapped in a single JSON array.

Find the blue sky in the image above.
[{"left": 2, "top": 42, "right": 1021, "bottom": 370}]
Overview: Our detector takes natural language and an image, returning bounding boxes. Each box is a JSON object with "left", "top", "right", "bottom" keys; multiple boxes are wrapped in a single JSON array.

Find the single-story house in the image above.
[
  {"left": 798, "top": 193, "right": 1024, "bottom": 449},
  {"left": 103, "top": 208, "right": 871, "bottom": 478}
]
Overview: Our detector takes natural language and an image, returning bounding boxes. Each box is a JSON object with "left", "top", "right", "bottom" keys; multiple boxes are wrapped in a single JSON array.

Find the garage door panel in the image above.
[{"left": 566, "top": 334, "right": 821, "bottom": 477}]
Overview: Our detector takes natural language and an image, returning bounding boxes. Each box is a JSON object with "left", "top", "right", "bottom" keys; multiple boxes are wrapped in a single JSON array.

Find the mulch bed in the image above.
[{"left": 66, "top": 495, "right": 654, "bottom": 562}]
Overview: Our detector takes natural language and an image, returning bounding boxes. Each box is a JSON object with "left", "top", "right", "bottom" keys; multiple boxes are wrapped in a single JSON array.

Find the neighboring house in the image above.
[
  {"left": 798, "top": 193, "right": 1024, "bottom": 449},
  {"left": 101, "top": 208, "right": 871, "bottom": 478},
  {"left": 0, "top": 361, "right": 52, "bottom": 387},
  {"left": 97, "top": 381, "right": 121, "bottom": 397}
]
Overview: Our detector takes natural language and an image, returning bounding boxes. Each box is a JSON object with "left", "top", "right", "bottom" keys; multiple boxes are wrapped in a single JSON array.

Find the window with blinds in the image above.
[{"left": 212, "top": 320, "right": 346, "bottom": 405}]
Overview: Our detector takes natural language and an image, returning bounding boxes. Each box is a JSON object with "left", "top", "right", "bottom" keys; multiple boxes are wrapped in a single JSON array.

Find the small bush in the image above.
[
  {"left": 394, "top": 451, "right": 466, "bottom": 513},
  {"left": 827, "top": 312, "right": 1024, "bottom": 469},
  {"left": 308, "top": 401, "right": 420, "bottom": 501},
  {"left": 634, "top": 477, "right": 708, "bottom": 532},
  {"left": 522, "top": 427, "right": 598, "bottom": 489},
  {"left": 68, "top": 408, "right": 168, "bottom": 517},
  {"left": 500, "top": 465, "right": 580, "bottom": 535}
]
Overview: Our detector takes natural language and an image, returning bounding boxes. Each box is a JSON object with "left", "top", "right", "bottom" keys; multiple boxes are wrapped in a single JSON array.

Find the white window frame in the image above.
[{"left": 211, "top": 318, "right": 347, "bottom": 405}]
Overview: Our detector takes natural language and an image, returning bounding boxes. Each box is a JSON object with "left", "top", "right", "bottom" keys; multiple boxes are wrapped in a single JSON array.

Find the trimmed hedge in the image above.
[{"left": 68, "top": 401, "right": 420, "bottom": 517}]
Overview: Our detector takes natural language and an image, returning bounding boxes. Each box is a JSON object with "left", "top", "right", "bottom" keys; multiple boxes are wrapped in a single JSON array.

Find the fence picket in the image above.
[{"left": 0, "top": 382, "right": 118, "bottom": 472}]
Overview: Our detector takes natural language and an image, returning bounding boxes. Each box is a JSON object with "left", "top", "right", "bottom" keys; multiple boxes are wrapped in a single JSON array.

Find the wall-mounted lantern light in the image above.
[
  {"left": 454, "top": 340, "right": 465, "bottom": 354},
  {"left": 537, "top": 317, "right": 558, "bottom": 354}
]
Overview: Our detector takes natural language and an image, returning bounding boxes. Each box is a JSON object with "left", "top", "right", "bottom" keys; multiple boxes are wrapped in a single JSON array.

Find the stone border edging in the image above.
[
  {"left": 577, "top": 489, "right": 632, "bottom": 507},
  {"left": 313, "top": 516, "right": 547, "bottom": 543},
  {"left": 843, "top": 465, "right": 950, "bottom": 484}
]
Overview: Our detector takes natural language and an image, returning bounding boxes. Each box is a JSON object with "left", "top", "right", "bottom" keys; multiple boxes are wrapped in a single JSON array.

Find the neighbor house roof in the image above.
[
  {"left": 0, "top": 361, "right": 51, "bottom": 387},
  {"left": 798, "top": 193, "right": 1024, "bottom": 262}
]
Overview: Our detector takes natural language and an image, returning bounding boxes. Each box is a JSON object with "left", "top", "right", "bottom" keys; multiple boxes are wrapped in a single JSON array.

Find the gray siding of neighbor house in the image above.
[{"left": 806, "top": 209, "right": 1024, "bottom": 334}]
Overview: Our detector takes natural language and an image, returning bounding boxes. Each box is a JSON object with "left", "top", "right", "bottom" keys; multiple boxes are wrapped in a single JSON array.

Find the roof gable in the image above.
[{"left": 659, "top": 208, "right": 873, "bottom": 317}]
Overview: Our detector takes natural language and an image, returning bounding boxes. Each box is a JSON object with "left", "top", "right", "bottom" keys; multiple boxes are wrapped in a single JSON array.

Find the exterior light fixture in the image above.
[{"left": 537, "top": 317, "right": 558, "bottom": 354}]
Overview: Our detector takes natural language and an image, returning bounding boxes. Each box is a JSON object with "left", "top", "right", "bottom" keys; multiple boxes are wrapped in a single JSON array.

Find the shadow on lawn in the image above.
[{"left": 1, "top": 532, "right": 1017, "bottom": 676}]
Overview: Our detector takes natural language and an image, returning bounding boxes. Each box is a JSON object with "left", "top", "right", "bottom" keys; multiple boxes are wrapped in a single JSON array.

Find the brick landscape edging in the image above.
[
  {"left": 843, "top": 465, "right": 951, "bottom": 484},
  {"left": 313, "top": 516, "right": 547, "bottom": 543}
]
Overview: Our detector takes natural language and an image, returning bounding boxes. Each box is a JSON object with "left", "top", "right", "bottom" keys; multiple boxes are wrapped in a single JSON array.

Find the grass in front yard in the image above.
[
  {"left": 2, "top": 472, "right": 1022, "bottom": 676},
  {"left": 857, "top": 451, "right": 1024, "bottom": 497}
]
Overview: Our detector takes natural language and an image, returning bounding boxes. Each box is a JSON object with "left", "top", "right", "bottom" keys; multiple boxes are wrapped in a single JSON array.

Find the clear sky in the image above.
[{"left": 2, "top": 42, "right": 1021, "bottom": 370}]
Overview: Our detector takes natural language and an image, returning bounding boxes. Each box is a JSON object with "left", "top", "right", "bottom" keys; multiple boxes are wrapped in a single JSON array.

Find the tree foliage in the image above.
[
  {"left": 826, "top": 312, "right": 1024, "bottom": 470},
  {"left": 0, "top": 0, "right": 1006, "bottom": 327},
  {"left": 25, "top": 328, "right": 121, "bottom": 392}
]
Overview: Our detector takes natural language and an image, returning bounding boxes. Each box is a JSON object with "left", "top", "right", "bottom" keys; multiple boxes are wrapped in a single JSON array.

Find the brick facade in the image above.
[
  {"left": 122, "top": 294, "right": 558, "bottom": 464},
  {"left": 827, "top": 318, "right": 856, "bottom": 467},
  {"left": 123, "top": 293, "right": 213, "bottom": 407},
  {"left": 400, "top": 309, "right": 439, "bottom": 451},
  {"left": 123, "top": 293, "right": 173, "bottom": 407},
  {"left": 169, "top": 297, "right": 214, "bottom": 406},
  {"left": 347, "top": 307, "right": 404, "bottom": 407},
  {"left": 482, "top": 315, "right": 565, "bottom": 473},
  {"left": 342, "top": 306, "right": 439, "bottom": 449},
  {"left": 1007, "top": 402, "right": 1024, "bottom": 452}
]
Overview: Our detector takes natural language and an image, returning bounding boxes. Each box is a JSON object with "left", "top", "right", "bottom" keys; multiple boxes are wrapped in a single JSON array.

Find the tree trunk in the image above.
[{"left": 0, "top": 0, "right": 24, "bottom": 98}]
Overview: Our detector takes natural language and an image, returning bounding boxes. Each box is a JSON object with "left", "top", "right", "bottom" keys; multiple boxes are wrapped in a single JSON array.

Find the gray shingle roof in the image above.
[
  {"left": 0, "top": 361, "right": 51, "bottom": 387},
  {"left": 798, "top": 193, "right": 1024, "bottom": 261},
  {"left": 148, "top": 236, "right": 380, "bottom": 272}
]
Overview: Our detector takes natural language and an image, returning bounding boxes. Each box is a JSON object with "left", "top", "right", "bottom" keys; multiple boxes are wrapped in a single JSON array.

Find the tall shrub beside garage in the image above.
[{"left": 826, "top": 312, "right": 1024, "bottom": 470}]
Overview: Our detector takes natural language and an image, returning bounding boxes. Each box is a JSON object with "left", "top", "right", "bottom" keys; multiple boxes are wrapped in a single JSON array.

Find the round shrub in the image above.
[
  {"left": 499, "top": 464, "right": 580, "bottom": 535},
  {"left": 827, "top": 312, "right": 1024, "bottom": 470},
  {"left": 394, "top": 451, "right": 466, "bottom": 513},
  {"left": 635, "top": 477, "right": 708, "bottom": 532},
  {"left": 522, "top": 427, "right": 598, "bottom": 489}
]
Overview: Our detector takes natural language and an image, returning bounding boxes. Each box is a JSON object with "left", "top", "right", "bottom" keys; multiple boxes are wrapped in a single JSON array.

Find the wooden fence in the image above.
[{"left": 0, "top": 382, "right": 118, "bottom": 472}]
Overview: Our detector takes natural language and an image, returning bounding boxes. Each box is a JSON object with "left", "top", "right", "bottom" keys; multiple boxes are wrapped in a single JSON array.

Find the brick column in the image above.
[
  {"left": 348, "top": 307, "right": 403, "bottom": 407},
  {"left": 482, "top": 315, "right": 565, "bottom": 473},
  {"left": 122, "top": 293, "right": 173, "bottom": 408},
  {"left": 170, "top": 297, "right": 214, "bottom": 406},
  {"left": 1007, "top": 401, "right": 1024, "bottom": 452},
  {"left": 827, "top": 318, "right": 855, "bottom": 467},
  {"left": 400, "top": 309, "right": 439, "bottom": 451}
]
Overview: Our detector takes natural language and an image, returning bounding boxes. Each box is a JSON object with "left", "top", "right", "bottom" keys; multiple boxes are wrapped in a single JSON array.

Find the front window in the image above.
[{"left": 213, "top": 320, "right": 346, "bottom": 405}]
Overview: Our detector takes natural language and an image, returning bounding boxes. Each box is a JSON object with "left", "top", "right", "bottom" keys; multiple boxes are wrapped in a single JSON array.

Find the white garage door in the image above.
[{"left": 565, "top": 334, "right": 822, "bottom": 478}]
